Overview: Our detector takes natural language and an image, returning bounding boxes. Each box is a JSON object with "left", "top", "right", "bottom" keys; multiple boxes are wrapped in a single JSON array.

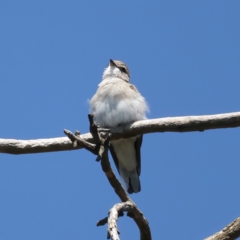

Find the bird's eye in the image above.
[{"left": 120, "top": 67, "right": 127, "bottom": 73}]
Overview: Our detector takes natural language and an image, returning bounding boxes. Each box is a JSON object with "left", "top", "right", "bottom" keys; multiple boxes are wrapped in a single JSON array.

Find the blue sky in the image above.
[{"left": 1, "top": 1, "right": 240, "bottom": 239}]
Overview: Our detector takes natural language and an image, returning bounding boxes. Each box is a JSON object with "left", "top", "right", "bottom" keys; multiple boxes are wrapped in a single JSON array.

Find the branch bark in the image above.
[
  {"left": 1, "top": 111, "right": 240, "bottom": 155},
  {"left": 97, "top": 201, "right": 150, "bottom": 240},
  {"left": 1, "top": 112, "right": 240, "bottom": 239},
  {"left": 64, "top": 115, "right": 151, "bottom": 240},
  {"left": 205, "top": 217, "right": 240, "bottom": 240}
]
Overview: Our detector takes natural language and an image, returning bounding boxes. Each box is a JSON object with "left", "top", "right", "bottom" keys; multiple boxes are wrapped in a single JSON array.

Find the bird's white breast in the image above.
[{"left": 90, "top": 77, "right": 148, "bottom": 128}]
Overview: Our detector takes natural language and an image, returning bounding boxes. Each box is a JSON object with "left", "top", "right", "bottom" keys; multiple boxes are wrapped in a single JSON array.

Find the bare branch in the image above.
[
  {"left": 1, "top": 111, "right": 240, "bottom": 154},
  {"left": 96, "top": 144, "right": 151, "bottom": 240},
  {"left": 205, "top": 217, "right": 240, "bottom": 240},
  {"left": 63, "top": 129, "right": 98, "bottom": 155},
  {"left": 97, "top": 201, "right": 151, "bottom": 240},
  {"left": 66, "top": 115, "right": 151, "bottom": 240},
  {"left": 108, "top": 201, "right": 150, "bottom": 240}
]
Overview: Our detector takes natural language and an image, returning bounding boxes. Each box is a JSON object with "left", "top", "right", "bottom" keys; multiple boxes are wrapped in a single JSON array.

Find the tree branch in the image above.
[
  {"left": 1, "top": 112, "right": 240, "bottom": 238},
  {"left": 205, "top": 217, "right": 240, "bottom": 240},
  {"left": 97, "top": 201, "right": 150, "bottom": 240},
  {"left": 1, "top": 111, "right": 240, "bottom": 154},
  {"left": 64, "top": 115, "right": 151, "bottom": 240}
]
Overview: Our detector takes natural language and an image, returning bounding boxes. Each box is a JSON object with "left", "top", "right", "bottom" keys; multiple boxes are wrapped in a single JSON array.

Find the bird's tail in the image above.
[{"left": 119, "top": 167, "right": 141, "bottom": 194}]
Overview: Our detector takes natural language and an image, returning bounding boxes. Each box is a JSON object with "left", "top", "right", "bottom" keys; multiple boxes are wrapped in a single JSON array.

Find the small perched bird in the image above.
[{"left": 90, "top": 59, "right": 148, "bottom": 194}]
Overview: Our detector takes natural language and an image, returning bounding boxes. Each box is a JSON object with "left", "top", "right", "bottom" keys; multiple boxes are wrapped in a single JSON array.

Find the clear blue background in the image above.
[{"left": 1, "top": 1, "right": 240, "bottom": 239}]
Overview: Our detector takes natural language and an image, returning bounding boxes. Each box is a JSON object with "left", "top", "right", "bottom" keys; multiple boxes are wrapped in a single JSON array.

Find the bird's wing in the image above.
[
  {"left": 135, "top": 135, "right": 143, "bottom": 176},
  {"left": 109, "top": 143, "right": 120, "bottom": 174}
]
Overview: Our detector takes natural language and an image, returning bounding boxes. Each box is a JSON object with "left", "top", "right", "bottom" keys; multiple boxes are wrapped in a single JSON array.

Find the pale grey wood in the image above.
[
  {"left": 1, "top": 112, "right": 240, "bottom": 155},
  {"left": 106, "top": 201, "right": 151, "bottom": 240},
  {"left": 205, "top": 217, "right": 240, "bottom": 240},
  {"left": 0, "top": 133, "right": 92, "bottom": 154}
]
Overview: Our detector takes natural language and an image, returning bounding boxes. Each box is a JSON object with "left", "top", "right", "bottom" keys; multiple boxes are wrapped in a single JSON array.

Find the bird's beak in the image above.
[{"left": 109, "top": 59, "right": 117, "bottom": 67}]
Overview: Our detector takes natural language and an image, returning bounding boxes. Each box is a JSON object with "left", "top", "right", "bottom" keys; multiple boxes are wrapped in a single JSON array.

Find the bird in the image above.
[{"left": 90, "top": 59, "right": 148, "bottom": 194}]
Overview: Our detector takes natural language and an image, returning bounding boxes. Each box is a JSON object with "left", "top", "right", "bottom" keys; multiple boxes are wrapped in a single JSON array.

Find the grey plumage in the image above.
[{"left": 90, "top": 59, "right": 148, "bottom": 193}]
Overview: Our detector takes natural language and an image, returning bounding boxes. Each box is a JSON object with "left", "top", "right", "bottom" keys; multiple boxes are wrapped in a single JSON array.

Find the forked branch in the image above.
[
  {"left": 97, "top": 201, "right": 149, "bottom": 240},
  {"left": 64, "top": 115, "right": 151, "bottom": 240}
]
